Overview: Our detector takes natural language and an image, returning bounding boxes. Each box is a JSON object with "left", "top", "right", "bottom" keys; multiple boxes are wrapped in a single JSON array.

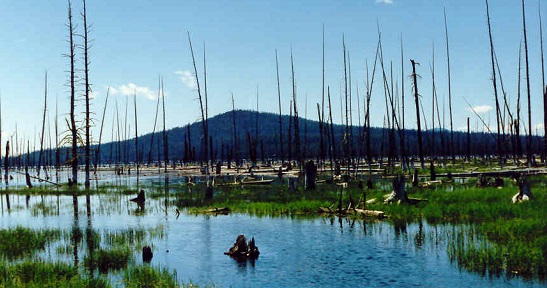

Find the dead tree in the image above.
[
  {"left": 67, "top": 0, "right": 78, "bottom": 185},
  {"left": 411, "top": 59, "right": 425, "bottom": 168},
  {"left": 522, "top": 0, "right": 533, "bottom": 166},
  {"left": 275, "top": 50, "right": 284, "bottom": 165},
  {"left": 82, "top": 0, "right": 91, "bottom": 188},
  {"left": 485, "top": 0, "right": 503, "bottom": 166},
  {"left": 38, "top": 71, "right": 47, "bottom": 179}
]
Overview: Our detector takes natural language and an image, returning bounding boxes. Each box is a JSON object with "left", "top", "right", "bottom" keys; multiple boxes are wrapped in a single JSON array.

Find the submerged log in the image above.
[{"left": 224, "top": 234, "right": 260, "bottom": 260}]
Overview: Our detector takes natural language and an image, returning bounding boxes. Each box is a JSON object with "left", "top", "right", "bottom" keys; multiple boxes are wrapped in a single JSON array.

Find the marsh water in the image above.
[{"left": 0, "top": 172, "right": 543, "bottom": 287}]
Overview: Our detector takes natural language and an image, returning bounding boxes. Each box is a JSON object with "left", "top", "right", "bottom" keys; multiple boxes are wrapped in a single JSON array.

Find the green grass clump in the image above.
[
  {"left": 85, "top": 247, "right": 132, "bottom": 273},
  {"left": 0, "top": 260, "right": 110, "bottom": 287},
  {"left": 123, "top": 266, "right": 178, "bottom": 288},
  {"left": 0, "top": 227, "right": 61, "bottom": 260}
]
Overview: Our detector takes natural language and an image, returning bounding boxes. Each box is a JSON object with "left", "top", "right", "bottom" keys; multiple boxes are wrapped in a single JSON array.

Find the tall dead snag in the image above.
[
  {"left": 187, "top": 32, "right": 208, "bottom": 172},
  {"left": 82, "top": 0, "right": 91, "bottom": 188},
  {"left": 94, "top": 88, "right": 109, "bottom": 174},
  {"left": 485, "top": 0, "right": 503, "bottom": 166},
  {"left": 38, "top": 71, "right": 48, "bottom": 179},
  {"left": 4, "top": 141, "right": 8, "bottom": 185},
  {"left": 444, "top": 8, "right": 455, "bottom": 165},
  {"left": 411, "top": 59, "right": 425, "bottom": 169},
  {"left": 147, "top": 78, "right": 161, "bottom": 165},
  {"left": 67, "top": 0, "right": 78, "bottom": 185},
  {"left": 291, "top": 50, "right": 301, "bottom": 169},
  {"left": 321, "top": 25, "right": 326, "bottom": 167},
  {"left": 134, "top": 92, "right": 139, "bottom": 178},
  {"left": 342, "top": 36, "right": 350, "bottom": 172},
  {"left": 540, "top": 2, "right": 546, "bottom": 162},
  {"left": 522, "top": 0, "right": 533, "bottom": 166},
  {"left": 161, "top": 78, "right": 168, "bottom": 173},
  {"left": 231, "top": 94, "right": 239, "bottom": 166},
  {"left": 275, "top": 50, "right": 284, "bottom": 165}
]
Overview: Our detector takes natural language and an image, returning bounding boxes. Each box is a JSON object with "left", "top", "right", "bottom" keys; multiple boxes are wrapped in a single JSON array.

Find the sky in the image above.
[{"left": 0, "top": 0, "right": 545, "bottom": 154}]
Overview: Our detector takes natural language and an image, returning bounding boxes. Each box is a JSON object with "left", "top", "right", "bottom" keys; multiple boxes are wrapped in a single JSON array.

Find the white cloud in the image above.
[
  {"left": 376, "top": 0, "right": 393, "bottom": 4},
  {"left": 110, "top": 83, "right": 157, "bottom": 100},
  {"left": 175, "top": 70, "right": 197, "bottom": 89},
  {"left": 467, "top": 105, "right": 492, "bottom": 114}
]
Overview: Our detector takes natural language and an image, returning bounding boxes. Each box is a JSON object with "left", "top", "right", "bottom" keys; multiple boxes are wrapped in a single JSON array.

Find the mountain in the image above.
[{"left": 15, "top": 110, "right": 531, "bottom": 167}]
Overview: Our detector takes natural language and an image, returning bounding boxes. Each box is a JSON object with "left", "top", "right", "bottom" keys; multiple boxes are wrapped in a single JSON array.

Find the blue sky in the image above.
[{"left": 0, "top": 0, "right": 545, "bottom": 153}]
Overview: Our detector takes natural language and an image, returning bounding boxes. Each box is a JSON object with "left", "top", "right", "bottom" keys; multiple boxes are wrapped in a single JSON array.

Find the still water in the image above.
[{"left": 0, "top": 173, "right": 543, "bottom": 287}]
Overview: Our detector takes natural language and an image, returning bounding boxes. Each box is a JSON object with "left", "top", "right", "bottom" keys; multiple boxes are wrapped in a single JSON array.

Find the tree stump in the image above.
[
  {"left": 142, "top": 246, "right": 153, "bottom": 263},
  {"left": 305, "top": 160, "right": 317, "bottom": 190},
  {"left": 512, "top": 176, "right": 532, "bottom": 203},
  {"left": 224, "top": 235, "right": 260, "bottom": 260},
  {"left": 385, "top": 174, "right": 408, "bottom": 204},
  {"left": 412, "top": 169, "right": 419, "bottom": 187}
]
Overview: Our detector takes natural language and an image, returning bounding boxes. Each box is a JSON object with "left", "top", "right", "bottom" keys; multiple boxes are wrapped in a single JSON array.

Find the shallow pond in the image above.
[{"left": 0, "top": 173, "right": 543, "bottom": 287}]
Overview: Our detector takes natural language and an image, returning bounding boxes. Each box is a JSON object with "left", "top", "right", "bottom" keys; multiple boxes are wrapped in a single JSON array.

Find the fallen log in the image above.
[
  {"left": 205, "top": 207, "right": 230, "bottom": 214},
  {"left": 15, "top": 171, "right": 61, "bottom": 187},
  {"left": 354, "top": 208, "right": 386, "bottom": 219}
]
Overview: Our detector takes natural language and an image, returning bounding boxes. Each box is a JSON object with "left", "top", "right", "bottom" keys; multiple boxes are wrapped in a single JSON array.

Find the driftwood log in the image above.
[{"left": 224, "top": 234, "right": 259, "bottom": 260}]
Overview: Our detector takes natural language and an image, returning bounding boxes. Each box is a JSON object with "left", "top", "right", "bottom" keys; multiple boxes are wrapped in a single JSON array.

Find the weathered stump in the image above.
[
  {"left": 224, "top": 235, "right": 259, "bottom": 260},
  {"left": 430, "top": 161, "right": 436, "bottom": 181},
  {"left": 512, "top": 176, "right": 532, "bottom": 203},
  {"left": 142, "top": 246, "right": 153, "bottom": 263},
  {"left": 384, "top": 174, "right": 408, "bottom": 204},
  {"left": 412, "top": 169, "right": 419, "bottom": 187},
  {"left": 130, "top": 189, "right": 146, "bottom": 210},
  {"left": 216, "top": 161, "right": 222, "bottom": 175},
  {"left": 305, "top": 160, "right": 317, "bottom": 190}
]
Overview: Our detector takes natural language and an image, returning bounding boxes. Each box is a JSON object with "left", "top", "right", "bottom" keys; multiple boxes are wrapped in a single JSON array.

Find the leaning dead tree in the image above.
[
  {"left": 275, "top": 50, "right": 284, "bottom": 165},
  {"left": 444, "top": 8, "right": 456, "bottom": 165},
  {"left": 187, "top": 32, "right": 209, "bottom": 172},
  {"left": 485, "top": 0, "right": 503, "bottom": 166}
]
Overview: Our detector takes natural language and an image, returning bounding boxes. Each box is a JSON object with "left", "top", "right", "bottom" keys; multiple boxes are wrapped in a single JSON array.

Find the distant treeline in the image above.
[{"left": 4, "top": 110, "right": 543, "bottom": 168}]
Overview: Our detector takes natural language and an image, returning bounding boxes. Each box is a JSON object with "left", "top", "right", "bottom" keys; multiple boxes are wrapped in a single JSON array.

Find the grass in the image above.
[
  {"left": 123, "top": 266, "right": 178, "bottom": 288},
  {"left": 0, "top": 260, "right": 110, "bottom": 287},
  {"left": 84, "top": 246, "right": 132, "bottom": 273},
  {"left": 0, "top": 227, "right": 61, "bottom": 260}
]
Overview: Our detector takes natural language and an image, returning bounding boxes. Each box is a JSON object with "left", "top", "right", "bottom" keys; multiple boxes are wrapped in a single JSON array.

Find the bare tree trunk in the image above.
[
  {"left": 67, "top": 0, "right": 78, "bottom": 185},
  {"left": 444, "top": 8, "right": 455, "bottom": 165},
  {"left": 83, "top": 0, "right": 91, "bottom": 188},
  {"left": 522, "top": 0, "right": 533, "bottom": 166},
  {"left": 485, "top": 0, "right": 503, "bottom": 166},
  {"left": 95, "top": 88, "right": 109, "bottom": 174},
  {"left": 231, "top": 94, "right": 239, "bottom": 166},
  {"left": 276, "top": 50, "right": 284, "bottom": 165},
  {"left": 134, "top": 92, "right": 139, "bottom": 179},
  {"left": 291, "top": 51, "right": 300, "bottom": 169},
  {"left": 147, "top": 78, "right": 161, "bottom": 165},
  {"left": 411, "top": 59, "right": 425, "bottom": 169},
  {"left": 187, "top": 33, "right": 208, "bottom": 171},
  {"left": 161, "top": 78, "right": 168, "bottom": 174},
  {"left": 540, "top": 2, "right": 546, "bottom": 162},
  {"left": 38, "top": 71, "right": 47, "bottom": 179}
]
